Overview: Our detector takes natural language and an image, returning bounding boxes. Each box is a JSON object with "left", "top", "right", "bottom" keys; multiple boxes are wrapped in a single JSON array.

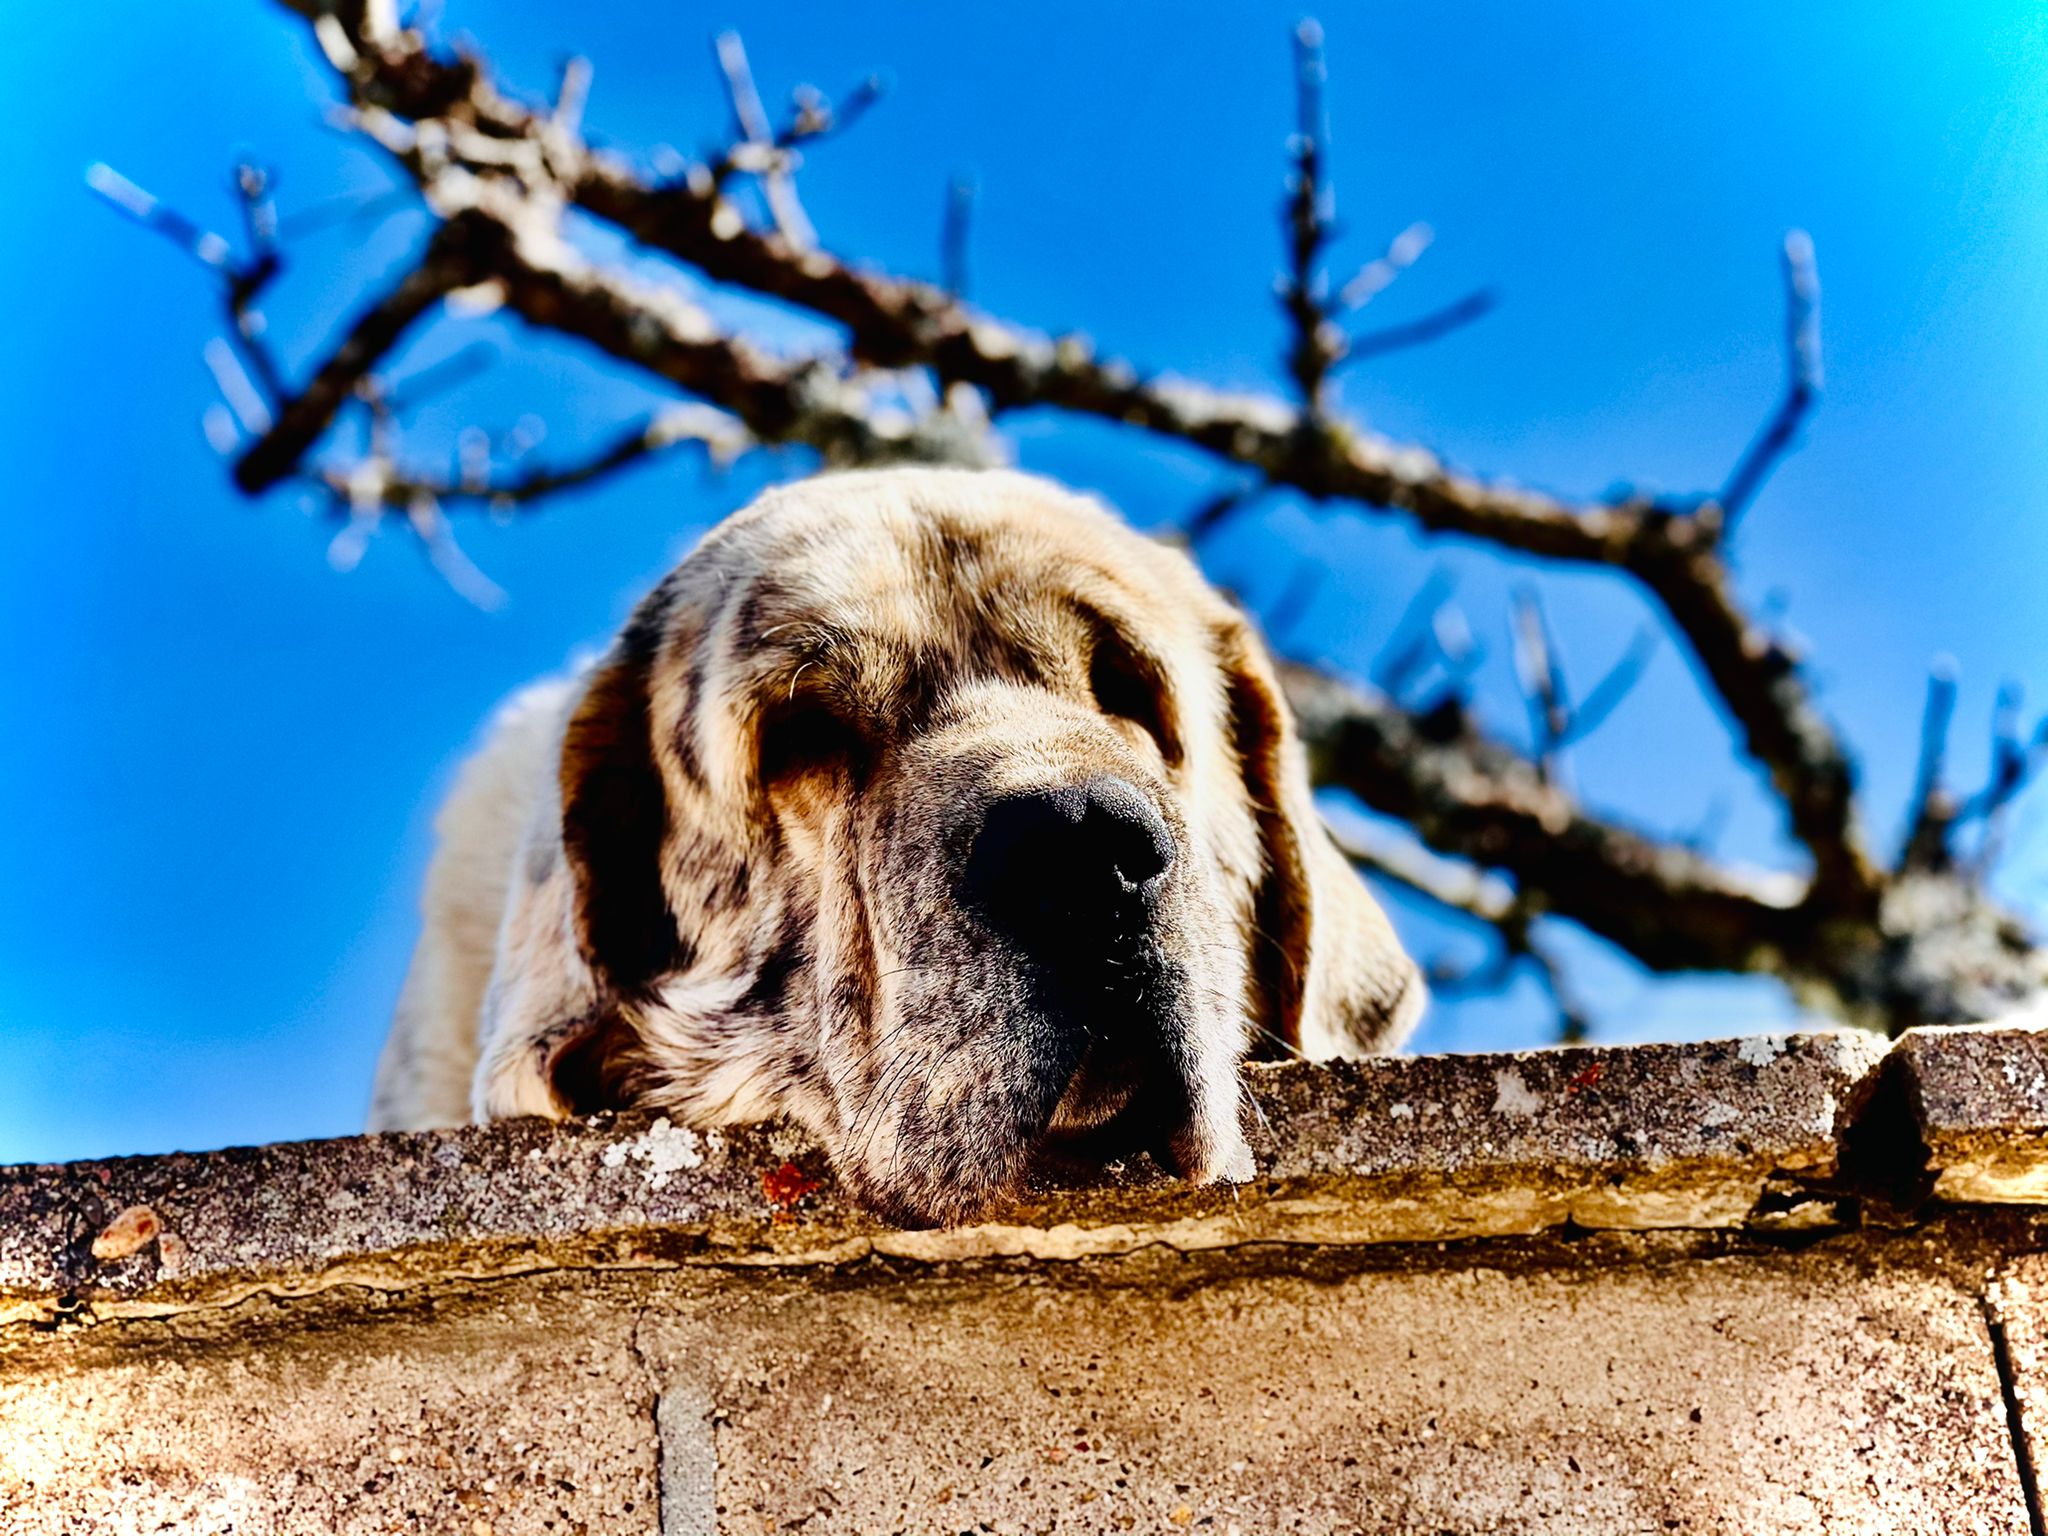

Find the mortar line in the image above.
[{"left": 628, "top": 1307, "right": 669, "bottom": 1536}]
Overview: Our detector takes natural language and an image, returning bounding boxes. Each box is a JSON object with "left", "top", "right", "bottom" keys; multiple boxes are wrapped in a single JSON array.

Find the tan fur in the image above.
[{"left": 372, "top": 468, "right": 1422, "bottom": 1224}]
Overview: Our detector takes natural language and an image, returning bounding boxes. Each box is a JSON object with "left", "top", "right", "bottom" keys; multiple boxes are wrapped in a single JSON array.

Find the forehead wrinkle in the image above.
[{"left": 706, "top": 500, "right": 1194, "bottom": 734}]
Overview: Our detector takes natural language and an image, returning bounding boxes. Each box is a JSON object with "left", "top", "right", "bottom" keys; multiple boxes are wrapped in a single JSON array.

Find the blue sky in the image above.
[{"left": 4, "top": 1, "right": 2047, "bottom": 1163}]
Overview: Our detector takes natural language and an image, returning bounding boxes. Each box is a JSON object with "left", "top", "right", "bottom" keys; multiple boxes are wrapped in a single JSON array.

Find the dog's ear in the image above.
[
  {"left": 1215, "top": 612, "right": 1425, "bottom": 1059},
  {"left": 474, "top": 606, "right": 685, "bottom": 1120},
  {"left": 558, "top": 615, "right": 687, "bottom": 999}
]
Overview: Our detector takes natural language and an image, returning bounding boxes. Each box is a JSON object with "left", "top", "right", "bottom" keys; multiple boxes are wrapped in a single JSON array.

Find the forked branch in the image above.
[{"left": 91, "top": 0, "right": 2048, "bottom": 1036}]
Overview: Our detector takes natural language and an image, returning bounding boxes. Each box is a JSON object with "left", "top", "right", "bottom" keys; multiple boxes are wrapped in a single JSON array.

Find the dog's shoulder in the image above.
[{"left": 368, "top": 676, "right": 580, "bottom": 1131}]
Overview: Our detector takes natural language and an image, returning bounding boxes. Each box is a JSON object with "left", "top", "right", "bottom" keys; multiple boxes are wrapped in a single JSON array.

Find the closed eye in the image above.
[
  {"left": 758, "top": 697, "right": 866, "bottom": 787},
  {"left": 1088, "top": 630, "right": 1181, "bottom": 764}
]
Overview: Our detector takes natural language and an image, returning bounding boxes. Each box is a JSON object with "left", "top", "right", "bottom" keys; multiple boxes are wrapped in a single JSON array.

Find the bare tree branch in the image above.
[
  {"left": 88, "top": 160, "right": 289, "bottom": 432},
  {"left": 232, "top": 223, "right": 472, "bottom": 492},
  {"left": 1280, "top": 19, "right": 1342, "bottom": 412},
  {"left": 1903, "top": 657, "right": 1962, "bottom": 874},
  {"left": 87, "top": 163, "right": 237, "bottom": 271},
  {"left": 705, "top": 33, "right": 885, "bottom": 251},
  {"left": 229, "top": 195, "right": 994, "bottom": 498},
  {"left": 1337, "top": 221, "right": 1433, "bottom": 310},
  {"left": 710, "top": 31, "right": 811, "bottom": 247},
  {"left": 1510, "top": 587, "right": 1571, "bottom": 782},
  {"left": 1561, "top": 625, "right": 1659, "bottom": 746},
  {"left": 310, "top": 401, "right": 750, "bottom": 512},
  {"left": 1331, "top": 816, "right": 1517, "bottom": 926},
  {"left": 1342, "top": 288, "right": 1498, "bottom": 364},
  {"left": 1282, "top": 662, "right": 1804, "bottom": 976},
  {"left": 1963, "top": 683, "right": 2048, "bottom": 876},
  {"left": 1720, "top": 229, "right": 1822, "bottom": 521},
  {"left": 1508, "top": 588, "right": 1659, "bottom": 782},
  {"left": 1900, "top": 661, "right": 2048, "bottom": 880},
  {"left": 95, "top": 1, "right": 2048, "bottom": 1037},
  {"left": 1331, "top": 819, "right": 1591, "bottom": 1041},
  {"left": 941, "top": 173, "right": 974, "bottom": 298},
  {"left": 1182, "top": 481, "right": 1263, "bottom": 546},
  {"left": 464, "top": 50, "right": 1872, "bottom": 906},
  {"left": 1373, "top": 569, "right": 1481, "bottom": 705}
]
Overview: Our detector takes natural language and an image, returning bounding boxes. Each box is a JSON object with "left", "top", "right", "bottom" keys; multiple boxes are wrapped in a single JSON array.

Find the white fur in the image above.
[
  {"left": 369, "top": 678, "right": 577, "bottom": 1130},
  {"left": 369, "top": 468, "right": 1424, "bottom": 1214}
]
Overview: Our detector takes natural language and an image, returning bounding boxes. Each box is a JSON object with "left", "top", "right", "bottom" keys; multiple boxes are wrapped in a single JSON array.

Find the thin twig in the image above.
[
  {"left": 1510, "top": 587, "right": 1570, "bottom": 780},
  {"left": 1280, "top": 19, "right": 1342, "bottom": 410},
  {"left": 308, "top": 402, "right": 751, "bottom": 511},
  {"left": 384, "top": 341, "right": 499, "bottom": 414},
  {"left": 86, "top": 163, "right": 235, "bottom": 271},
  {"left": 1902, "top": 656, "right": 1961, "bottom": 872},
  {"left": 706, "top": 34, "right": 885, "bottom": 251},
  {"left": 941, "top": 173, "right": 974, "bottom": 298},
  {"left": 553, "top": 55, "right": 592, "bottom": 136},
  {"left": 1183, "top": 481, "right": 1262, "bottom": 545},
  {"left": 276, "top": 183, "right": 415, "bottom": 240},
  {"left": 1333, "top": 818, "right": 1591, "bottom": 1041},
  {"left": 1958, "top": 684, "right": 2048, "bottom": 875},
  {"left": 1373, "top": 568, "right": 1474, "bottom": 700},
  {"left": 1720, "top": 229, "right": 1822, "bottom": 521},
  {"left": 1337, "top": 221, "right": 1432, "bottom": 310},
  {"left": 711, "top": 31, "right": 813, "bottom": 246},
  {"left": 1343, "top": 287, "right": 1497, "bottom": 364},
  {"left": 1330, "top": 817, "right": 1516, "bottom": 925},
  {"left": 1264, "top": 560, "right": 1327, "bottom": 645},
  {"left": 1558, "top": 625, "right": 1658, "bottom": 746},
  {"left": 232, "top": 220, "right": 476, "bottom": 492}
]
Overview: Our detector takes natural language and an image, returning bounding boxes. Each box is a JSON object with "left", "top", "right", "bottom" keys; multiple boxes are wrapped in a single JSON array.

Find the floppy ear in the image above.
[
  {"left": 475, "top": 610, "right": 684, "bottom": 1120},
  {"left": 1216, "top": 613, "right": 1425, "bottom": 1060},
  {"left": 557, "top": 618, "right": 688, "bottom": 1000}
]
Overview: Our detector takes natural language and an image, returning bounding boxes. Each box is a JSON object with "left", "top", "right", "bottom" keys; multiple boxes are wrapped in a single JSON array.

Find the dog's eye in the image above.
[
  {"left": 759, "top": 699, "right": 864, "bottom": 786},
  {"left": 1089, "top": 636, "right": 1177, "bottom": 761}
]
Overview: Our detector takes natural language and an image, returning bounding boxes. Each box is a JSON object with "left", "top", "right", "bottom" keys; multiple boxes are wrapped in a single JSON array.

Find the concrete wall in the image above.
[{"left": 7, "top": 1025, "right": 2048, "bottom": 1533}]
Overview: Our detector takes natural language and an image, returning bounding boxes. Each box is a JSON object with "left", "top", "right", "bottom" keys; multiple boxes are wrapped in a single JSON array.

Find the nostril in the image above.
[
  {"left": 964, "top": 776, "right": 1176, "bottom": 948},
  {"left": 1083, "top": 775, "right": 1174, "bottom": 892}
]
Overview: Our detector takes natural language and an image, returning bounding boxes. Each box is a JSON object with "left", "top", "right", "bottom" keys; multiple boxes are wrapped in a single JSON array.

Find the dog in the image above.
[{"left": 370, "top": 467, "right": 1422, "bottom": 1224}]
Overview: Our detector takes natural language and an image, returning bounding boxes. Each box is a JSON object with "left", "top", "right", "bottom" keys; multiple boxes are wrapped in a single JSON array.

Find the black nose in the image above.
[{"left": 965, "top": 776, "right": 1176, "bottom": 950}]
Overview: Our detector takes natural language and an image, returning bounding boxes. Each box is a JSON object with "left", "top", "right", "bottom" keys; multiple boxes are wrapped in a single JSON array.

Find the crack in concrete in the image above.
[
  {"left": 1985, "top": 1296, "right": 2048, "bottom": 1536},
  {"left": 8, "top": 1156, "right": 1869, "bottom": 1339},
  {"left": 2, "top": 1206, "right": 1806, "bottom": 1340}
]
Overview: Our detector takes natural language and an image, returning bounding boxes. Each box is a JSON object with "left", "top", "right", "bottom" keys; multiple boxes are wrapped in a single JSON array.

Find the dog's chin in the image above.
[
  {"left": 836, "top": 1139, "right": 1039, "bottom": 1230},
  {"left": 1042, "top": 1056, "right": 1253, "bottom": 1186},
  {"left": 836, "top": 1049, "right": 1249, "bottom": 1230}
]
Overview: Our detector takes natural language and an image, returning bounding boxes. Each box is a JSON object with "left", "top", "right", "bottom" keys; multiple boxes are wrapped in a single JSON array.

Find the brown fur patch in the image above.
[
  {"left": 381, "top": 468, "right": 1422, "bottom": 1224},
  {"left": 559, "top": 605, "right": 689, "bottom": 996}
]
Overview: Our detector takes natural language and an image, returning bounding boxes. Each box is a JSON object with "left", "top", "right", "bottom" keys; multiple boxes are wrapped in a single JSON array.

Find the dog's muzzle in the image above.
[{"left": 960, "top": 773, "right": 1220, "bottom": 1178}]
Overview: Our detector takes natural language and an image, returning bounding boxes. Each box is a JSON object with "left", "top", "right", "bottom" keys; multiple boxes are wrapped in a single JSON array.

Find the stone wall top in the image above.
[{"left": 3, "top": 1023, "right": 2042, "bottom": 1332}]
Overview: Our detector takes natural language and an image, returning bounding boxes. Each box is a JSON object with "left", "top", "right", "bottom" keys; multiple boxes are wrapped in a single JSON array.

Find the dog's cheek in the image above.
[{"left": 828, "top": 738, "right": 1082, "bottom": 1225}]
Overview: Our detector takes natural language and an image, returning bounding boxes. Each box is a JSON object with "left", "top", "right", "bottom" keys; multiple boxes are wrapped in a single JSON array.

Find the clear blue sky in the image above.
[{"left": 4, "top": 1, "right": 2047, "bottom": 1163}]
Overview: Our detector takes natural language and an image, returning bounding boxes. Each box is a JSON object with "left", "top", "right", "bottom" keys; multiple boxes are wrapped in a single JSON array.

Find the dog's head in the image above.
[{"left": 477, "top": 468, "right": 1421, "bottom": 1224}]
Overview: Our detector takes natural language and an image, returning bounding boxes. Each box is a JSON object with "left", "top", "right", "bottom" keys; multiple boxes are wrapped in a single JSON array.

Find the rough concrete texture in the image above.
[
  {"left": 640, "top": 1246, "right": 2026, "bottom": 1535},
  {"left": 2, "top": 1298, "right": 659, "bottom": 1534},
  {"left": 2, "top": 1239, "right": 2031, "bottom": 1535},
  {"left": 1989, "top": 1253, "right": 2048, "bottom": 1531},
  {"left": 0, "top": 1032, "right": 1882, "bottom": 1328},
  {"left": 8, "top": 1024, "right": 2048, "bottom": 1533}
]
